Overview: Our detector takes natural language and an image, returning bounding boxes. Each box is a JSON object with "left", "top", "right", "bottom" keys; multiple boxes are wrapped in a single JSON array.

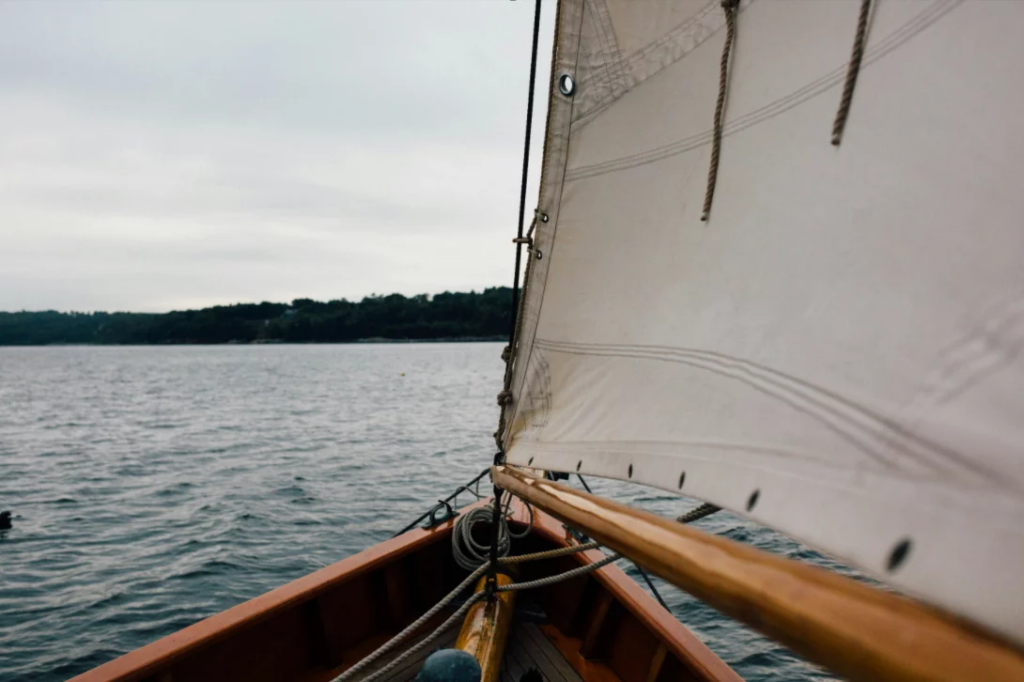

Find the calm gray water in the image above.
[{"left": 0, "top": 344, "right": 844, "bottom": 682}]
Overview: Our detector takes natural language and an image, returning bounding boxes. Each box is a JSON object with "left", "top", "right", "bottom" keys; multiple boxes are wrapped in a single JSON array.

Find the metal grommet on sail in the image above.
[
  {"left": 558, "top": 73, "right": 575, "bottom": 97},
  {"left": 540, "top": 212, "right": 549, "bottom": 223},
  {"left": 535, "top": 250, "right": 543, "bottom": 260}
]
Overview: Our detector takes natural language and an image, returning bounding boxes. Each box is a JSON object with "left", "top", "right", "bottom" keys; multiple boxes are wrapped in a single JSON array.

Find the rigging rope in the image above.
[
  {"left": 576, "top": 475, "right": 719, "bottom": 611},
  {"left": 348, "top": 592, "right": 487, "bottom": 682},
  {"left": 497, "top": 552, "right": 620, "bottom": 592},
  {"left": 677, "top": 502, "right": 721, "bottom": 525},
  {"left": 832, "top": 0, "right": 872, "bottom": 146},
  {"left": 501, "top": 540, "right": 601, "bottom": 565},
  {"left": 495, "top": 0, "right": 543, "bottom": 451},
  {"left": 370, "top": 476, "right": 724, "bottom": 682},
  {"left": 332, "top": 564, "right": 490, "bottom": 682},
  {"left": 490, "top": 0, "right": 544, "bottom": 598},
  {"left": 701, "top": 0, "right": 739, "bottom": 222},
  {"left": 392, "top": 468, "right": 489, "bottom": 537},
  {"left": 339, "top": 542, "right": 615, "bottom": 682}
]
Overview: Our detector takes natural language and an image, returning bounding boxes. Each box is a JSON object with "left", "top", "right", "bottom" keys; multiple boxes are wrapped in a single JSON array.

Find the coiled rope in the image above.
[{"left": 452, "top": 497, "right": 534, "bottom": 571}]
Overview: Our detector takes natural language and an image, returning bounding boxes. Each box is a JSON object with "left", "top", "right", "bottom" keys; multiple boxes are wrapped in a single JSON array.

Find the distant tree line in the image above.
[{"left": 0, "top": 288, "right": 514, "bottom": 345}]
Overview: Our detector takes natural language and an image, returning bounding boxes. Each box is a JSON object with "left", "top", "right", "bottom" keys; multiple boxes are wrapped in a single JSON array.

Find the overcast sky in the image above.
[{"left": 0, "top": 1, "right": 555, "bottom": 312}]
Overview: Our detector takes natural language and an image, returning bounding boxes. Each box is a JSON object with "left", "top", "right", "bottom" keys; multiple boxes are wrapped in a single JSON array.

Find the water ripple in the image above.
[{"left": 1, "top": 344, "right": 840, "bottom": 681}]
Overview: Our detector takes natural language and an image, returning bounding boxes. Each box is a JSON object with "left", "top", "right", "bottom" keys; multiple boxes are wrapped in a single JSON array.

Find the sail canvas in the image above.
[{"left": 503, "top": 0, "right": 1024, "bottom": 645}]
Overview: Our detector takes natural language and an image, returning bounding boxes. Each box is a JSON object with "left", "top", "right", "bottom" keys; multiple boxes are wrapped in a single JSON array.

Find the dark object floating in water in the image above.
[
  {"left": 414, "top": 649, "right": 481, "bottom": 682},
  {"left": 0, "top": 511, "right": 11, "bottom": 530}
]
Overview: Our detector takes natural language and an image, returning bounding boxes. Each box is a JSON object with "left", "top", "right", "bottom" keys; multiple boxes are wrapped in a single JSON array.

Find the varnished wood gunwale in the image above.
[
  {"left": 67, "top": 500, "right": 492, "bottom": 682},
  {"left": 494, "top": 465, "right": 1024, "bottom": 682},
  {"left": 68, "top": 491, "right": 737, "bottom": 682}
]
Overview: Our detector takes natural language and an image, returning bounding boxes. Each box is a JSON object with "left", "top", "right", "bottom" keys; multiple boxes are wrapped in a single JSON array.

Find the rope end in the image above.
[
  {"left": 831, "top": 132, "right": 842, "bottom": 146},
  {"left": 701, "top": 210, "right": 710, "bottom": 222}
]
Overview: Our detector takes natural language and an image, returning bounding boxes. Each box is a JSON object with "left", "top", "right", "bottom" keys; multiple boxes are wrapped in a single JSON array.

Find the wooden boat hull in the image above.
[{"left": 69, "top": 499, "right": 738, "bottom": 682}]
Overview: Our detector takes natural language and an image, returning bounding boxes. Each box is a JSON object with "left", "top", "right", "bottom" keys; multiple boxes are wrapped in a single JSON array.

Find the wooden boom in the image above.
[{"left": 492, "top": 465, "right": 1024, "bottom": 682}]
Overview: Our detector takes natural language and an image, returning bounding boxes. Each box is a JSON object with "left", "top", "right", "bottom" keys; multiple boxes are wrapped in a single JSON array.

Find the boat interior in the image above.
[{"left": 69, "top": 499, "right": 738, "bottom": 682}]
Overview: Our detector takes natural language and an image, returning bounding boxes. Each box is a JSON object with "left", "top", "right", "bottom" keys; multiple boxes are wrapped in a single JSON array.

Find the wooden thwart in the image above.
[{"left": 492, "top": 465, "right": 1024, "bottom": 682}]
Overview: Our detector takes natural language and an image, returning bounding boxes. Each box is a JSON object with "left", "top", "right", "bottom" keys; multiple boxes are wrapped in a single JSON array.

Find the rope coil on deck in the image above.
[{"left": 452, "top": 497, "right": 534, "bottom": 571}]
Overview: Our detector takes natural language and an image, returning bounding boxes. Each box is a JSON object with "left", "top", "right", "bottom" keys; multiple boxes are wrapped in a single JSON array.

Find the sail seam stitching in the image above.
[
  {"left": 889, "top": 296, "right": 1024, "bottom": 460},
  {"left": 582, "top": 0, "right": 620, "bottom": 122},
  {"left": 564, "top": 0, "right": 961, "bottom": 182},
  {"left": 512, "top": 440, "right": 826, "bottom": 466},
  {"left": 534, "top": 341, "right": 902, "bottom": 472},
  {"left": 574, "top": 0, "right": 629, "bottom": 124},
  {"left": 592, "top": 0, "right": 628, "bottom": 90},
  {"left": 532, "top": 338, "right": 1004, "bottom": 484},
  {"left": 573, "top": 0, "right": 723, "bottom": 126}
]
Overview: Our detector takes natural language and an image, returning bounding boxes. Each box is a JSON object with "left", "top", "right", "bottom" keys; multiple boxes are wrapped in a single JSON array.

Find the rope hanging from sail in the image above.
[
  {"left": 677, "top": 502, "right": 720, "bottom": 525},
  {"left": 831, "top": 0, "right": 872, "bottom": 145},
  {"left": 700, "top": 0, "right": 740, "bottom": 222}
]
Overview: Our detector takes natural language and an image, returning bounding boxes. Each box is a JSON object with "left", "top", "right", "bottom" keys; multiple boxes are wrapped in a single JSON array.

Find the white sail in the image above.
[{"left": 503, "top": 0, "right": 1024, "bottom": 646}]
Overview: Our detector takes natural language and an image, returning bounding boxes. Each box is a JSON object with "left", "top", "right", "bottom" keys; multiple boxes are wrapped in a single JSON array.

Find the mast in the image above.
[{"left": 490, "top": 0, "right": 543, "bottom": 597}]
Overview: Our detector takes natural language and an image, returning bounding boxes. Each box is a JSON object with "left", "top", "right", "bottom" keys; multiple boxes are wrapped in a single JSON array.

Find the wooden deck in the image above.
[
  {"left": 501, "top": 621, "right": 584, "bottom": 682},
  {"left": 367, "top": 618, "right": 584, "bottom": 682}
]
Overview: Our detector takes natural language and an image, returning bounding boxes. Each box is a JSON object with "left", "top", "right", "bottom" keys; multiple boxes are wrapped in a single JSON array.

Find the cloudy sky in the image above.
[{"left": 0, "top": 1, "right": 555, "bottom": 312}]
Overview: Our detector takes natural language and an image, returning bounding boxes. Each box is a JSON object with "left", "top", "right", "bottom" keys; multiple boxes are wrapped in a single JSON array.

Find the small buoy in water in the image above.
[
  {"left": 0, "top": 511, "right": 11, "bottom": 530},
  {"left": 400, "top": 372, "right": 405, "bottom": 376},
  {"left": 414, "top": 649, "right": 480, "bottom": 682}
]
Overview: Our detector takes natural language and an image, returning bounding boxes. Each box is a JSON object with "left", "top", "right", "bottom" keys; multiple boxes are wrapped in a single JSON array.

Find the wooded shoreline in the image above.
[{"left": 0, "top": 288, "right": 513, "bottom": 346}]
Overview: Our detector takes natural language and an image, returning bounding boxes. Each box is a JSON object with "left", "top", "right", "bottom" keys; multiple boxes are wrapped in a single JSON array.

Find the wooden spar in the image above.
[
  {"left": 492, "top": 465, "right": 1024, "bottom": 682},
  {"left": 455, "top": 574, "right": 516, "bottom": 682}
]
